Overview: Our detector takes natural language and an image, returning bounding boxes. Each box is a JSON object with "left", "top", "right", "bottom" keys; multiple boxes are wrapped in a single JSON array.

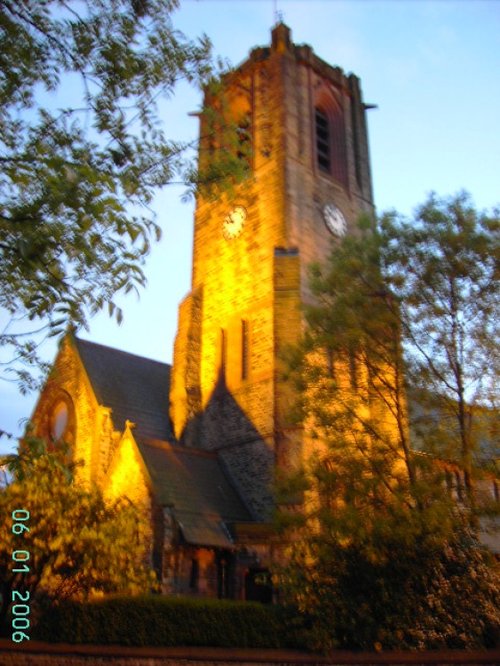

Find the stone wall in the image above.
[
  {"left": 30, "top": 336, "right": 114, "bottom": 488},
  {"left": 1, "top": 642, "right": 499, "bottom": 666}
]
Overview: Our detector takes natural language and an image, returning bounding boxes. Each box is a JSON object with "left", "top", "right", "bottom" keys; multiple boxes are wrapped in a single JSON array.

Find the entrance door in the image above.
[{"left": 244, "top": 567, "right": 273, "bottom": 603}]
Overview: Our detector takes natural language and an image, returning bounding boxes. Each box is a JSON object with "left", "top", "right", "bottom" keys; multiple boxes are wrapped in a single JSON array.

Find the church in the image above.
[{"left": 30, "top": 23, "right": 378, "bottom": 601}]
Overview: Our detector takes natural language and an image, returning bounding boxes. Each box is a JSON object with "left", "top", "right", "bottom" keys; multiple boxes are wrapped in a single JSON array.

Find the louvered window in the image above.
[
  {"left": 315, "top": 108, "right": 331, "bottom": 172},
  {"left": 236, "top": 115, "right": 252, "bottom": 163}
]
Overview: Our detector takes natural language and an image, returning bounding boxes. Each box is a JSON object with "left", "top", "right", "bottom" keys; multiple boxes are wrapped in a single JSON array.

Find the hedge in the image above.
[{"left": 33, "top": 595, "right": 308, "bottom": 648}]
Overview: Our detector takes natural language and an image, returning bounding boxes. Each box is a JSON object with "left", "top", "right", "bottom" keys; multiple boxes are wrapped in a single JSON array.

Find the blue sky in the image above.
[{"left": 1, "top": 0, "right": 499, "bottom": 454}]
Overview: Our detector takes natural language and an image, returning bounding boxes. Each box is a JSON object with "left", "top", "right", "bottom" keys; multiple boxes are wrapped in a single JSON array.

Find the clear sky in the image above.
[{"left": 1, "top": 0, "right": 499, "bottom": 454}]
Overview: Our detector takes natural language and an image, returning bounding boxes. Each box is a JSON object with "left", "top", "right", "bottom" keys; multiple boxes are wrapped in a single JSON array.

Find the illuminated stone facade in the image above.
[
  {"left": 31, "top": 336, "right": 118, "bottom": 489},
  {"left": 170, "top": 22, "right": 375, "bottom": 521},
  {"left": 31, "top": 24, "right": 385, "bottom": 598}
]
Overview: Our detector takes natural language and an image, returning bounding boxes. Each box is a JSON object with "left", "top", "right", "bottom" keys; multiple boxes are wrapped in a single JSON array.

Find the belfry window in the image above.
[
  {"left": 315, "top": 108, "right": 331, "bottom": 172},
  {"left": 314, "top": 97, "right": 348, "bottom": 188},
  {"left": 236, "top": 114, "right": 252, "bottom": 163}
]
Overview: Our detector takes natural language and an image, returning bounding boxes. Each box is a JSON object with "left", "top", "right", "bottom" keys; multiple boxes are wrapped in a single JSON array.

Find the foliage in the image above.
[
  {"left": 381, "top": 191, "right": 499, "bottom": 498},
  {"left": 277, "top": 196, "right": 499, "bottom": 650},
  {"left": 33, "top": 595, "right": 304, "bottom": 648},
  {"left": 0, "top": 0, "right": 247, "bottom": 392},
  {"left": 282, "top": 217, "right": 434, "bottom": 518},
  {"left": 278, "top": 523, "right": 499, "bottom": 651},
  {"left": 0, "top": 437, "right": 156, "bottom": 633}
]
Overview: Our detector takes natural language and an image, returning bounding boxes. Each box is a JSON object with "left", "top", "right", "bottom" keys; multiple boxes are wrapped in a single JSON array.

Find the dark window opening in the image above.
[
  {"left": 189, "top": 558, "right": 199, "bottom": 591},
  {"left": 236, "top": 115, "right": 252, "bottom": 163},
  {"left": 315, "top": 108, "right": 331, "bottom": 172},
  {"left": 315, "top": 100, "right": 348, "bottom": 188},
  {"left": 245, "top": 567, "right": 273, "bottom": 604},
  {"left": 350, "top": 96, "right": 362, "bottom": 188},
  {"left": 220, "top": 328, "right": 227, "bottom": 374},
  {"left": 241, "top": 320, "right": 249, "bottom": 380},
  {"left": 216, "top": 551, "right": 234, "bottom": 599}
]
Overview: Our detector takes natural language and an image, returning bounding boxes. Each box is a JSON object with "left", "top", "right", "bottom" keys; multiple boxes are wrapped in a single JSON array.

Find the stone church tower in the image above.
[
  {"left": 27, "top": 24, "right": 499, "bottom": 598},
  {"left": 29, "top": 23, "right": 380, "bottom": 600},
  {"left": 170, "top": 23, "right": 375, "bottom": 521}
]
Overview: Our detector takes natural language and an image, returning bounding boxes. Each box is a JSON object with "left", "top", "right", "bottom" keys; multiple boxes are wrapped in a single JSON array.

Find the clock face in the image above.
[
  {"left": 222, "top": 205, "right": 247, "bottom": 240},
  {"left": 323, "top": 203, "right": 347, "bottom": 237}
]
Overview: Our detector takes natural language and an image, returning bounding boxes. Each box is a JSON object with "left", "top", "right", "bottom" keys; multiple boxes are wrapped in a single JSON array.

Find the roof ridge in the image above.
[
  {"left": 140, "top": 438, "right": 218, "bottom": 459},
  {"left": 74, "top": 336, "right": 170, "bottom": 368}
]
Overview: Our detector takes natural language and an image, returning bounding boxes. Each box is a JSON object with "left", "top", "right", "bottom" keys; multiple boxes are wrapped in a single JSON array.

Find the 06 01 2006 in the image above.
[{"left": 11, "top": 509, "right": 31, "bottom": 643}]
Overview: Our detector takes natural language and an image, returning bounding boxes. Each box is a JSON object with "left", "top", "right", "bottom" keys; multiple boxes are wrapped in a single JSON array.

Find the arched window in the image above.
[
  {"left": 315, "top": 107, "right": 331, "bottom": 172},
  {"left": 314, "top": 89, "right": 348, "bottom": 188},
  {"left": 50, "top": 400, "right": 69, "bottom": 441},
  {"left": 236, "top": 113, "right": 252, "bottom": 164},
  {"left": 200, "top": 96, "right": 252, "bottom": 174},
  {"left": 41, "top": 391, "right": 76, "bottom": 451}
]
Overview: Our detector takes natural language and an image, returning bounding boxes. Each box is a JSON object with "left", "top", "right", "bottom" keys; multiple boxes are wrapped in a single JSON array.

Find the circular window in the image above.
[{"left": 50, "top": 400, "right": 69, "bottom": 440}]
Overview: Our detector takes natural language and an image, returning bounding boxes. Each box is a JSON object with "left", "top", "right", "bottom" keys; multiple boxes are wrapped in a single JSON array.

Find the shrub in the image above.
[{"left": 33, "top": 595, "right": 306, "bottom": 648}]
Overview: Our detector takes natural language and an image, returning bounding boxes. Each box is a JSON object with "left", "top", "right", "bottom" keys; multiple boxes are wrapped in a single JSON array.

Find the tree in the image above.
[
  {"left": 0, "top": 0, "right": 246, "bottom": 393},
  {"left": 0, "top": 436, "right": 156, "bottom": 634},
  {"left": 277, "top": 205, "right": 499, "bottom": 650},
  {"left": 278, "top": 518, "right": 499, "bottom": 650},
  {"left": 282, "top": 218, "right": 441, "bottom": 524},
  {"left": 381, "top": 192, "right": 499, "bottom": 502}
]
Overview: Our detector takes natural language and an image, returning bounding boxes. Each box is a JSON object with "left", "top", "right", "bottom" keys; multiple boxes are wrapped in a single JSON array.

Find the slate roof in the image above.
[
  {"left": 73, "top": 337, "right": 256, "bottom": 548},
  {"left": 74, "top": 337, "right": 174, "bottom": 441},
  {"left": 139, "top": 439, "right": 254, "bottom": 548}
]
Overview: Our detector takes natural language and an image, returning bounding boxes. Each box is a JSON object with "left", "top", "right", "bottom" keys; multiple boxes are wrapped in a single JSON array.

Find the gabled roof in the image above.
[
  {"left": 138, "top": 439, "right": 254, "bottom": 548},
  {"left": 74, "top": 337, "right": 174, "bottom": 442},
  {"left": 71, "top": 337, "right": 257, "bottom": 548}
]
